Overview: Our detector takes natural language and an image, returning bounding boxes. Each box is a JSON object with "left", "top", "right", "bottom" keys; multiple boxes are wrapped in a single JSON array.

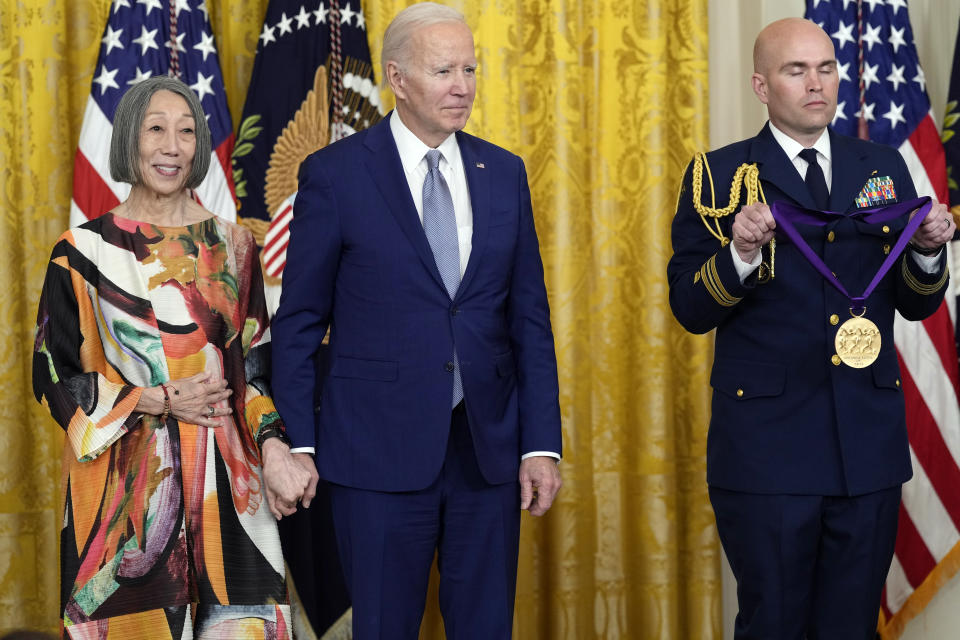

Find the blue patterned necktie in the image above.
[{"left": 422, "top": 149, "right": 463, "bottom": 407}]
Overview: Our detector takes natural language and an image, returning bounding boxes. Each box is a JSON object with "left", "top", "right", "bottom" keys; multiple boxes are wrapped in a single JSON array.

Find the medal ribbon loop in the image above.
[{"left": 769, "top": 197, "right": 933, "bottom": 312}]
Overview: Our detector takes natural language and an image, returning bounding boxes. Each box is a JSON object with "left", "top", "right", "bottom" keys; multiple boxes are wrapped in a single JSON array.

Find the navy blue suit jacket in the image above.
[
  {"left": 271, "top": 116, "right": 562, "bottom": 492},
  {"left": 667, "top": 124, "right": 948, "bottom": 496}
]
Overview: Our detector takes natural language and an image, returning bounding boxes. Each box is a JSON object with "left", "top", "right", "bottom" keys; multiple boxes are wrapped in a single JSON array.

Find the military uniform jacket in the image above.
[{"left": 667, "top": 124, "right": 949, "bottom": 496}]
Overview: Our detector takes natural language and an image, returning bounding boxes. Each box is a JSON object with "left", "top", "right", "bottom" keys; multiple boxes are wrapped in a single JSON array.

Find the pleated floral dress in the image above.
[{"left": 33, "top": 213, "right": 291, "bottom": 638}]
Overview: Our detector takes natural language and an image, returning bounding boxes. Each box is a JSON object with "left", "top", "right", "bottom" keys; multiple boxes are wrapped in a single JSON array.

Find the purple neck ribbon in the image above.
[{"left": 769, "top": 196, "right": 932, "bottom": 313}]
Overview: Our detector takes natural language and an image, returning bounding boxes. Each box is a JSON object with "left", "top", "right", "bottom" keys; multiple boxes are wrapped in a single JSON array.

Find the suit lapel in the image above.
[
  {"left": 457, "top": 132, "right": 490, "bottom": 298},
  {"left": 827, "top": 129, "right": 873, "bottom": 212},
  {"left": 750, "top": 124, "right": 815, "bottom": 209},
  {"left": 361, "top": 117, "right": 447, "bottom": 292}
]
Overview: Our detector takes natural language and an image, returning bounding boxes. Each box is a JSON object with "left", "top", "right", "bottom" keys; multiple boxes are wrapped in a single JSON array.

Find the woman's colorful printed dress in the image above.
[{"left": 33, "top": 213, "right": 291, "bottom": 638}]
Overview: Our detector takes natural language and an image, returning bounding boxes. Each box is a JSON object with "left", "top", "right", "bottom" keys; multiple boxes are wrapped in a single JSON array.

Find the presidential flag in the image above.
[
  {"left": 232, "top": 0, "right": 383, "bottom": 311},
  {"left": 232, "top": 1, "right": 383, "bottom": 636},
  {"left": 806, "top": 2, "right": 960, "bottom": 638},
  {"left": 71, "top": 0, "right": 236, "bottom": 226}
]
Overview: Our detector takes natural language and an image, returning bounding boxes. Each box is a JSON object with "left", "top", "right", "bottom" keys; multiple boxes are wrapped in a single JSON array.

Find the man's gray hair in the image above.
[
  {"left": 381, "top": 2, "right": 467, "bottom": 86},
  {"left": 109, "top": 75, "right": 211, "bottom": 189}
]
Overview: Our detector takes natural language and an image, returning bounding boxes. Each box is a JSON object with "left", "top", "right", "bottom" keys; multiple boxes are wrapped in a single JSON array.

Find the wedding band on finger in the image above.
[{"left": 207, "top": 405, "right": 215, "bottom": 418}]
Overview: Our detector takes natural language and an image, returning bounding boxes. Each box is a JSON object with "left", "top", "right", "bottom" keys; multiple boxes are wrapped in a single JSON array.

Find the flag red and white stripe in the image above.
[{"left": 263, "top": 198, "right": 294, "bottom": 279}]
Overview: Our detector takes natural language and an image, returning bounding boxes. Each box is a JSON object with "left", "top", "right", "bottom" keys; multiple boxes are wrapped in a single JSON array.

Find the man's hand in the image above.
[
  {"left": 261, "top": 439, "right": 317, "bottom": 520},
  {"left": 519, "top": 456, "right": 562, "bottom": 517},
  {"left": 731, "top": 202, "right": 776, "bottom": 263},
  {"left": 911, "top": 202, "right": 955, "bottom": 250},
  {"left": 292, "top": 452, "right": 319, "bottom": 508}
]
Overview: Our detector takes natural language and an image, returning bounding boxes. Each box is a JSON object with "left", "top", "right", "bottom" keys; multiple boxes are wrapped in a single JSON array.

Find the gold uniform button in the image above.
[
  {"left": 827, "top": 231, "right": 836, "bottom": 242},
  {"left": 883, "top": 243, "right": 891, "bottom": 255},
  {"left": 829, "top": 314, "right": 839, "bottom": 325},
  {"left": 882, "top": 225, "right": 891, "bottom": 234},
  {"left": 736, "top": 389, "right": 744, "bottom": 398},
  {"left": 896, "top": 379, "right": 901, "bottom": 387},
  {"left": 831, "top": 354, "right": 842, "bottom": 366}
]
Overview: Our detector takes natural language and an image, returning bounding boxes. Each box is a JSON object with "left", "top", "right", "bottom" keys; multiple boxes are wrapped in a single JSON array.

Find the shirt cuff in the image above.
[
  {"left": 522, "top": 451, "right": 561, "bottom": 462},
  {"left": 289, "top": 446, "right": 315, "bottom": 455},
  {"left": 910, "top": 249, "right": 942, "bottom": 273},
  {"left": 730, "top": 242, "right": 761, "bottom": 283}
]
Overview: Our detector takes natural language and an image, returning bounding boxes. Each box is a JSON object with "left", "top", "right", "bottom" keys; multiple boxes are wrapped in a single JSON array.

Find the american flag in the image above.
[
  {"left": 806, "top": 1, "right": 960, "bottom": 638},
  {"left": 71, "top": 0, "right": 236, "bottom": 226}
]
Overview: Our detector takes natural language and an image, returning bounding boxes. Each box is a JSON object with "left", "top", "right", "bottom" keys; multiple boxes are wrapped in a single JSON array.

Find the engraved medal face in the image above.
[{"left": 835, "top": 316, "right": 881, "bottom": 368}]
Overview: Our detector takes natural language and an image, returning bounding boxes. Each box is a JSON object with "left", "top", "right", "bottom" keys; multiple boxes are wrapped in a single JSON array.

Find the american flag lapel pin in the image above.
[{"left": 476, "top": 162, "right": 485, "bottom": 169}]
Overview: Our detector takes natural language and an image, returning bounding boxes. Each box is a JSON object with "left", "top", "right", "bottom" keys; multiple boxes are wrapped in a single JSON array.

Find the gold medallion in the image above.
[{"left": 834, "top": 310, "right": 881, "bottom": 368}]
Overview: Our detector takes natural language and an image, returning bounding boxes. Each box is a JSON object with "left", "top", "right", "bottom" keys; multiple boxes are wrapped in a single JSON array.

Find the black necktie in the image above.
[{"left": 799, "top": 147, "right": 829, "bottom": 210}]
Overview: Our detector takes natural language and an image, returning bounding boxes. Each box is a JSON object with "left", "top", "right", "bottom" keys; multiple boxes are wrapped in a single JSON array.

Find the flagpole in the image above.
[{"left": 857, "top": 0, "right": 870, "bottom": 140}]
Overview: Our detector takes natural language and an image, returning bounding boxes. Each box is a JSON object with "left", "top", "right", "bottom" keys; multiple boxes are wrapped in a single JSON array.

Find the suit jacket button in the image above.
[
  {"left": 736, "top": 389, "right": 744, "bottom": 398},
  {"left": 829, "top": 314, "right": 839, "bottom": 325},
  {"left": 451, "top": 307, "right": 459, "bottom": 316},
  {"left": 827, "top": 230, "right": 836, "bottom": 243},
  {"left": 882, "top": 225, "right": 891, "bottom": 234},
  {"left": 445, "top": 361, "right": 455, "bottom": 372},
  {"left": 831, "top": 354, "right": 842, "bottom": 366}
]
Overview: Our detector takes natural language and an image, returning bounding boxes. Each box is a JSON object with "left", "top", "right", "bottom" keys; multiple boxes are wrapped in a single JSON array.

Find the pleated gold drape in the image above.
[{"left": 0, "top": 1, "right": 717, "bottom": 637}]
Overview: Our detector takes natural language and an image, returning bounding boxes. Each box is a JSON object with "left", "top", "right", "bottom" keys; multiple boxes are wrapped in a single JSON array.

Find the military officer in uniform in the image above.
[{"left": 667, "top": 17, "right": 954, "bottom": 640}]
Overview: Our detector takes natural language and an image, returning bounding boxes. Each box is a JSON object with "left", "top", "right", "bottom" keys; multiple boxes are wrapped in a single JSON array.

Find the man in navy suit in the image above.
[
  {"left": 268, "top": 3, "right": 562, "bottom": 638},
  {"left": 668, "top": 18, "right": 953, "bottom": 639}
]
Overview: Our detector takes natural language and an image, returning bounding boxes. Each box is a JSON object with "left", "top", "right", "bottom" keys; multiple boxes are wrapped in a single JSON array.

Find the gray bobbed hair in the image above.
[
  {"left": 381, "top": 2, "right": 467, "bottom": 88},
  {"left": 109, "top": 75, "right": 211, "bottom": 189}
]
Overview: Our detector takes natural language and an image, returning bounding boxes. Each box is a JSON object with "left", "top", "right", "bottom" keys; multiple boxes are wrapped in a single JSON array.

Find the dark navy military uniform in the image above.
[{"left": 667, "top": 124, "right": 948, "bottom": 639}]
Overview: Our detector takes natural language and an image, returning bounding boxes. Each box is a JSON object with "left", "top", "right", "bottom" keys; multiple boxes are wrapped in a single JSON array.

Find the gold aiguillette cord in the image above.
[{"left": 690, "top": 153, "right": 774, "bottom": 281}]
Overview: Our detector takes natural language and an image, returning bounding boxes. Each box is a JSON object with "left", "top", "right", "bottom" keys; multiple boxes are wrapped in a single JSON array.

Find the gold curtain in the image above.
[{"left": 0, "top": 0, "right": 717, "bottom": 637}]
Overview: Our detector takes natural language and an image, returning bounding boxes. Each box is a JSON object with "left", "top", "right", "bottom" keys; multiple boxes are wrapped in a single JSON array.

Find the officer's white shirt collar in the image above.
[
  {"left": 768, "top": 122, "right": 832, "bottom": 190},
  {"left": 768, "top": 122, "right": 831, "bottom": 165}
]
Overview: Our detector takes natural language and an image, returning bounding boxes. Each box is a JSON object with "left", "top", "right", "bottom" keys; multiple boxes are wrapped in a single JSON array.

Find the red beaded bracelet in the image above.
[{"left": 159, "top": 383, "right": 171, "bottom": 423}]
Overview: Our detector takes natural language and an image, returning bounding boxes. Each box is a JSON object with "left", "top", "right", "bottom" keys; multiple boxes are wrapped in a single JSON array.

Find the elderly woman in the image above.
[{"left": 33, "top": 76, "right": 310, "bottom": 637}]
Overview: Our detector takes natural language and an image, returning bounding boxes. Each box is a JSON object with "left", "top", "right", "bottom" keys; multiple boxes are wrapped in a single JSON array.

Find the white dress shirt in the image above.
[
  {"left": 292, "top": 112, "right": 559, "bottom": 462},
  {"left": 390, "top": 111, "right": 473, "bottom": 275}
]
